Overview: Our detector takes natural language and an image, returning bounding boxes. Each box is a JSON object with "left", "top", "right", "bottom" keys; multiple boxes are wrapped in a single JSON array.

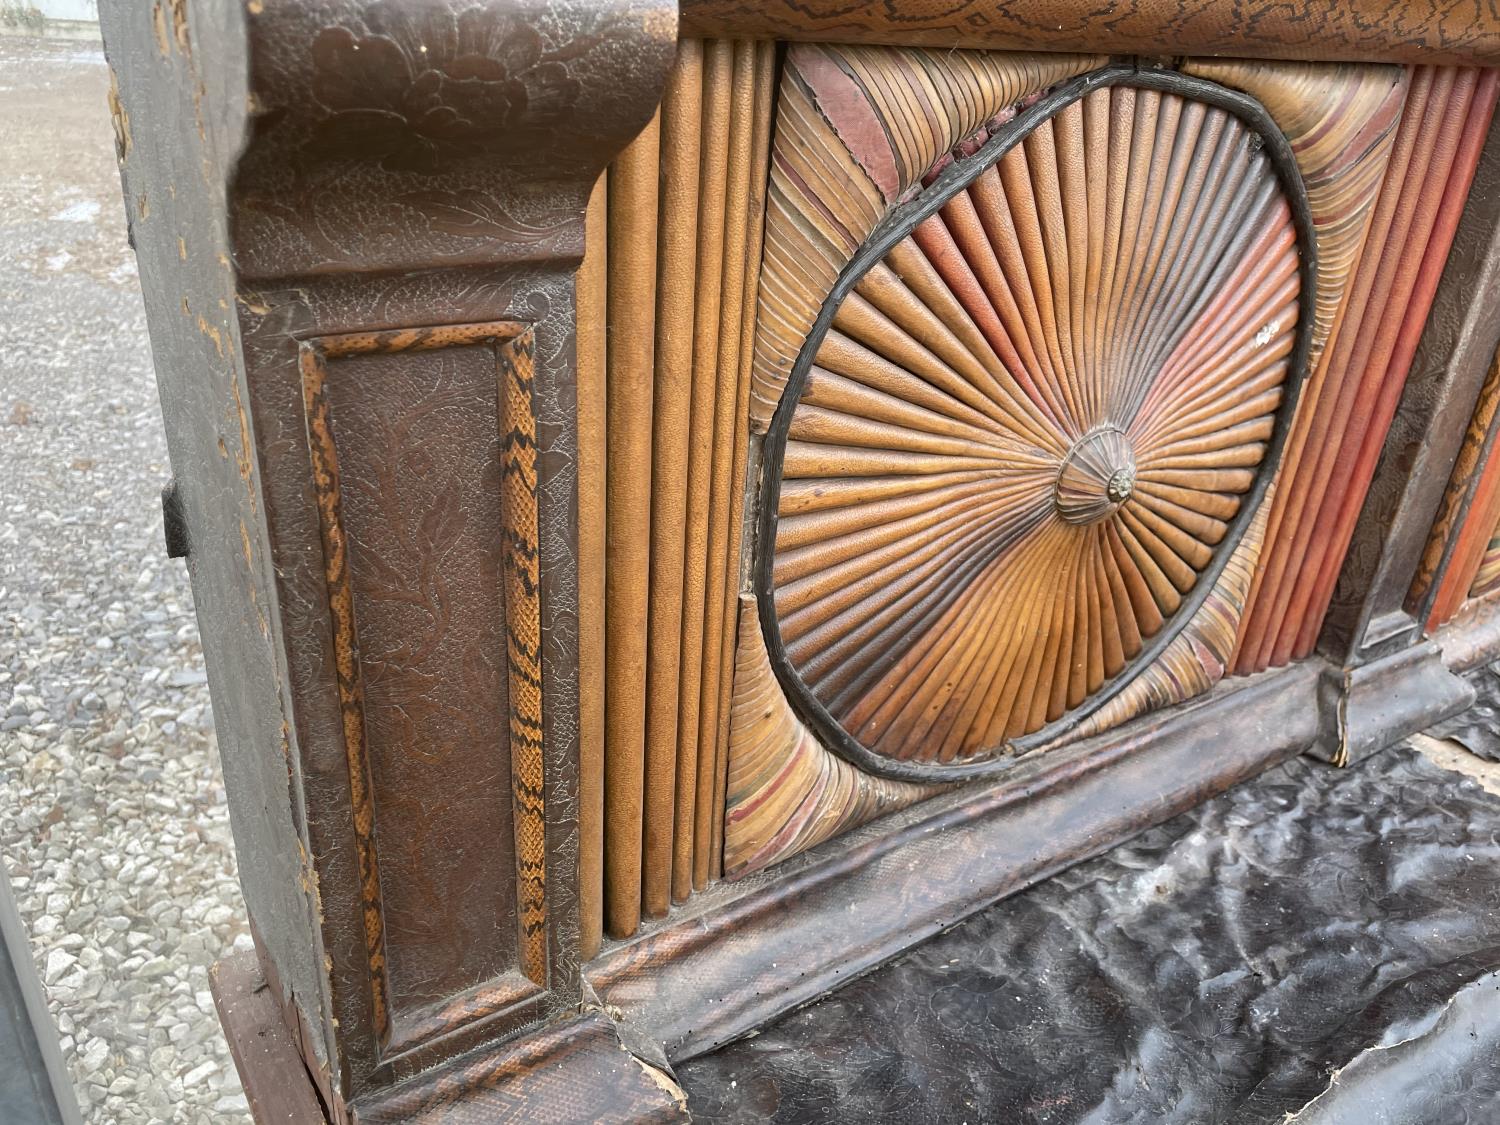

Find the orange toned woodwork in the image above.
[
  {"left": 589, "top": 41, "right": 779, "bottom": 934},
  {"left": 1227, "top": 65, "right": 1499, "bottom": 669},
  {"left": 749, "top": 45, "right": 1106, "bottom": 430},
  {"left": 769, "top": 84, "right": 1301, "bottom": 766},
  {"left": 603, "top": 112, "right": 660, "bottom": 939},
  {"left": 672, "top": 39, "right": 735, "bottom": 904},
  {"left": 642, "top": 42, "right": 704, "bottom": 919},
  {"left": 1421, "top": 342, "right": 1500, "bottom": 625},
  {"left": 724, "top": 597, "right": 941, "bottom": 879},
  {"left": 708, "top": 39, "right": 778, "bottom": 879},
  {"left": 693, "top": 41, "right": 759, "bottom": 889},
  {"left": 1470, "top": 518, "right": 1500, "bottom": 601},
  {"left": 576, "top": 176, "right": 607, "bottom": 959}
]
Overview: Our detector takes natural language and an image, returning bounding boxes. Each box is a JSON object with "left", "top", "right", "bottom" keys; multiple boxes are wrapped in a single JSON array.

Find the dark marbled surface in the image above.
[{"left": 679, "top": 744, "right": 1500, "bottom": 1124}]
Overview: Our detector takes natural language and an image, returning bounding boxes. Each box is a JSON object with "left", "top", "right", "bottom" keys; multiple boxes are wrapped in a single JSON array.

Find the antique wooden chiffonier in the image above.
[{"left": 99, "top": 0, "right": 1500, "bottom": 1119}]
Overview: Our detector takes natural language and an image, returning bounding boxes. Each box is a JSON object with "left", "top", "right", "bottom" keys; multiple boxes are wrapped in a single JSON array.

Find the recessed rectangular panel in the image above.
[
  {"left": 321, "top": 339, "right": 516, "bottom": 1013},
  {"left": 300, "top": 323, "right": 544, "bottom": 1053}
]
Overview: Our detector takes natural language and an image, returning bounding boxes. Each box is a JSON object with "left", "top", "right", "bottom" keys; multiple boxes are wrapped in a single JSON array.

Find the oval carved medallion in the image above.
[{"left": 757, "top": 73, "right": 1313, "bottom": 778}]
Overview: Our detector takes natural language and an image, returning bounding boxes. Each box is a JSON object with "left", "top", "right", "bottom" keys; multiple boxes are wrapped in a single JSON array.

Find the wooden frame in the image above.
[
  {"left": 100, "top": 0, "right": 683, "bottom": 1116},
  {"left": 99, "top": 0, "right": 1500, "bottom": 1118},
  {"left": 592, "top": 657, "right": 1324, "bottom": 1061}
]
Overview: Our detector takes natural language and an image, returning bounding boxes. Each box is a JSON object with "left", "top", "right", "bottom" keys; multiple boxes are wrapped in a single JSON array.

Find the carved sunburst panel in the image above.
[{"left": 754, "top": 71, "right": 1315, "bottom": 781}]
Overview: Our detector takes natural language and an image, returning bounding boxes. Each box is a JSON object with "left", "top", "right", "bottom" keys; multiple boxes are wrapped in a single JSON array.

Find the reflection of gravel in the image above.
[{"left": 1, "top": 35, "right": 250, "bottom": 1123}]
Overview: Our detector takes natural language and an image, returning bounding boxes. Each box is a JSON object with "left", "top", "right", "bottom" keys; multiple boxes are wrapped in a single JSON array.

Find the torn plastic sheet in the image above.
[
  {"left": 1429, "top": 662, "right": 1500, "bottom": 762},
  {"left": 678, "top": 745, "right": 1500, "bottom": 1123},
  {"left": 1288, "top": 969, "right": 1500, "bottom": 1123}
]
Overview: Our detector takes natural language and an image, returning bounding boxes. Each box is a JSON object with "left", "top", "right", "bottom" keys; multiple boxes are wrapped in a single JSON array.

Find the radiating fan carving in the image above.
[
  {"left": 1055, "top": 426, "right": 1136, "bottom": 524},
  {"left": 764, "top": 83, "right": 1305, "bottom": 770}
]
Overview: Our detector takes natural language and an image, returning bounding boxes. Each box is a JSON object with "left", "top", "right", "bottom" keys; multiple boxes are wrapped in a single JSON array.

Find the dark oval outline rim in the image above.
[{"left": 752, "top": 63, "right": 1319, "bottom": 784}]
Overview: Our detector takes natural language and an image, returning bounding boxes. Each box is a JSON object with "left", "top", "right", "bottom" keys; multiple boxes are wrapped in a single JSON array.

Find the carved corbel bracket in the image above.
[{"left": 231, "top": 0, "right": 678, "bottom": 279}]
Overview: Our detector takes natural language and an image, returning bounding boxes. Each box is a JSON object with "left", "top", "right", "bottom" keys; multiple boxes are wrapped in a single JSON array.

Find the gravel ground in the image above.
[{"left": 0, "top": 34, "right": 251, "bottom": 1123}]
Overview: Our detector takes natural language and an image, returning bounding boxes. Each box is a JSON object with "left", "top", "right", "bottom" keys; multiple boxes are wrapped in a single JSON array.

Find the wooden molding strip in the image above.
[
  {"left": 590, "top": 658, "right": 1323, "bottom": 1062},
  {"left": 679, "top": 0, "right": 1500, "bottom": 67},
  {"left": 577, "top": 177, "right": 609, "bottom": 961},
  {"left": 603, "top": 111, "right": 662, "bottom": 941},
  {"left": 352, "top": 1012, "right": 688, "bottom": 1124},
  {"left": 1436, "top": 588, "right": 1500, "bottom": 671}
]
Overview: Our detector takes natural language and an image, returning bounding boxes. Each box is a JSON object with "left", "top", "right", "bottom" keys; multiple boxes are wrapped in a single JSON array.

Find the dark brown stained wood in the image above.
[
  {"left": 1231, "top": 66, "right": 1499, "bottom": 671},
  {"left": 114, "top": 0, "right": 1500, "bottom": 1112},
  {"left": 352, "top": 1012, "right": 688, "bottom": 1124},
  {"left": 672, "top": 39, "right": 735, "bottom": 905},
  {"left": 297, "top": 339, "right": 391, "bottom": 1048},
  {"left": 102, "top": 0, "right": 677, "bottom": 1107},
  {"left": 642, "top": 43, "right": 704, "bottom": 919},
  {"left": 300, "top": 323, "right": 548, "bottom": 1047},
  {"left": 679, "top": 0, "right": 1500, "bottom": 66},
  {"left": 211, "top": 952, "right": 330, "bottom": 1125},
  {"left": 604, "top": 111, "right": 662, "bottom": 940},
  {"left": 577, "top": 176, "right": 608, "bottom": 960},
  {"left": 1309, "top": 638, "right": 1473, "bottom": 768},
  {"left": 592, "top": 659, "right": 1324, "bottom": 1063}
]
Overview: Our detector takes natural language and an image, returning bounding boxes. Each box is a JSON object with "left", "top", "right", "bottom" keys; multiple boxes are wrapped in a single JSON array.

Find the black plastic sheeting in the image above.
[
  {"left": 1431, "top": 663, "right": 1500, "bottom": 762},
  {"left": 677, "top": 745, "right": 1500, "bottom": 1124}
]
